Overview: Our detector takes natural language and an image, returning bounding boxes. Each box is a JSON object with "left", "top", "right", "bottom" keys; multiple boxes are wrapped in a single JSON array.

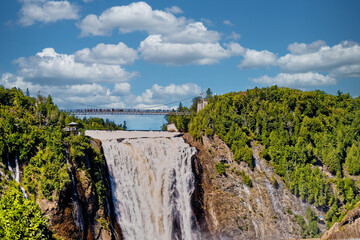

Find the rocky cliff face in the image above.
[
  {"left": 36, "top": 138, "right": 116, "bottom": 240},
  {"left": 184, "top": 133, "right": 327, "bottom": 239},
  {"left": 321, "top": 203, "right": 360, "bottom": 240}
]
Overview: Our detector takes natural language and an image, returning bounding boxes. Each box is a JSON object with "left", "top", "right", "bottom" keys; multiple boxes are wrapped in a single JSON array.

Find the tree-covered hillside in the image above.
[
  {"left": 174, "top": 86, "right": 360, "bottom": 229},
  {"left": 0, "top": 86, "right": 125, "bottom": 238}
]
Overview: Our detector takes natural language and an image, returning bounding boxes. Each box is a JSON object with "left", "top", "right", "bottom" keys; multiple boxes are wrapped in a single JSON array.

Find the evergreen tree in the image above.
[
  {"left": 206, "top": 88, "right": 213, "bottom": 99},
  {"left": 345, "top": 142, "right": 360, "bottom": 175}
]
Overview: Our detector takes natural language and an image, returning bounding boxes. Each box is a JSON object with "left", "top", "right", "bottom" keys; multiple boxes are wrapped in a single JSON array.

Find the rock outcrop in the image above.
[
  {"left": 184, "top": 133, "right": 327, "bottom": 239},
  {"left": 321, "top": 203, "right": 360, "bottom": 240}
]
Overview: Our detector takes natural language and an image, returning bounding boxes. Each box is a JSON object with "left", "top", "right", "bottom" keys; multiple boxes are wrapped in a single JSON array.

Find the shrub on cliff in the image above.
[
  {"left": 241, "top": 170, "right": 252, "bottom": 188},
  {"left": 215, "top": 162, "right": 227, "bottom": 175}
]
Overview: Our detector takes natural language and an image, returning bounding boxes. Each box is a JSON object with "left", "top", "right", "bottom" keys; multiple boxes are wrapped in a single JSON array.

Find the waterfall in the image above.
[
  {"left": 7, "top": 153, "right": 17, "bottom": 181},
  {"left": 101, "top": 135, "right": 201, "bottom": 240},
  {"left": 14, "top": 154, "right": 20, "bottom": 183},
  {"left": 7, "top": 157, "right": 14, "bottom": 180},
  {"left": 8, "top": 153, "right": 28, "bottom": 199}
]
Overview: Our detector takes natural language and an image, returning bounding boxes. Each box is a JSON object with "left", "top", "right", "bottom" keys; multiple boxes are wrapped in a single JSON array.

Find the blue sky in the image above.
[{"left": 1, "top": 0, "right": 360, "bottom": 129}]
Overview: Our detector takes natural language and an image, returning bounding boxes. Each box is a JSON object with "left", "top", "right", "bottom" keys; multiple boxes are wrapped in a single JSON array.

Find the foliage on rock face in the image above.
[
  {"left": 0, "top": 86, "right": 125, "bottom": 237},
  {"left": 241, "top": 170, "right": 252, "bottom": 188},
  {"left": 183, "top": 86, "right": 360, "bottom": 229},
  {"left": 295, "top": 207, "right": 319, "bottom": 238},
  {"left": 0, "top": 180, "right": 55, "bottom": 239},
  {"left": 215, "top": 162, "right": 227, "bottom": 175}
]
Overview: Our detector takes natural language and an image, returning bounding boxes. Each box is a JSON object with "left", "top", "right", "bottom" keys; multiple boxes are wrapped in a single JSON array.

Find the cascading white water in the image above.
[
  {"left": 7, "top": 153, "right": 19, "bottom": 182},
  {"left": 101, "top": 136, "right": 201, "bottom": 240},
  {"left": 14, "top": 154, "right": 20, "bottom": 183},
  {"left": 8, "top": 153, "right": 28, "bottom": 199}
]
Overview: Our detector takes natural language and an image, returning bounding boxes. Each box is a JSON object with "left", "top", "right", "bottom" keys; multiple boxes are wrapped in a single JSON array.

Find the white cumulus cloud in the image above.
[
  {"left": 241, "top": 40, "right": 360, "bottom": 87},
  {"left": 162, "top": 22, "right": 220, "bottom": 44},
  {"left": 287, "top": 40, "right": 326, "bottom": 55},
  {"left": 135, "top": 83, "right": 202, "bottom": 105},
  {"left": 75, "top": 42, "right": 138, "bottom": 65},
  {"left": 278, "top": 41, "right": 360, "bottom": 73},
  {"left": 330, "top": 64, "right": 360, "bottom": 79},
  {"left": 78, "top": 2, "right": 219, "bottom": 44},
  {"left": 77, "top": 2, "right": 245, "bottom": 66},
  {"left": 139, "top": 35, "right": 244, "bottom": 65},
  {"left": 78, "top": 1, "right": 187, "bottom": 37},
  {"left": 15, "top": 48, "right": 137, "bottom": 85},
  {"left": 1, "top": 73, "right": 126, "bottom": 108},
  {"left": 113, "top": 82, "right": 131, "bottom": 96},
  {"left": 19, "top": 0, "right": 79, "bottom": 26},
  {"left": 252, "top": 72, "right": 337, "bottom": 87},
  {"left": 165, "top": 6, "right": 183, "bottom": 14},
  {"left": 238, "top": 40, "right": 360, "bottom": 76},
  {"left": 238, "top": 49, "right": 277, "bottom": 69}
]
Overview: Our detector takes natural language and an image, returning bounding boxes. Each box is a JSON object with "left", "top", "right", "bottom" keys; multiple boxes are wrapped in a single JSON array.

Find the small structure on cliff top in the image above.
[
  {"left": 63, "top": 122, "right": 79, "bottom": 134},
  {"left": 197, "top": 94, "right": 208, "bottom": 112}
]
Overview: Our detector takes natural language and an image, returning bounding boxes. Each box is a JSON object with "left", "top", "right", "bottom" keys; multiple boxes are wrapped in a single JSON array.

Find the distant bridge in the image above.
[{"left": 61, "top": 108, "right": 192, "bottom": 116}]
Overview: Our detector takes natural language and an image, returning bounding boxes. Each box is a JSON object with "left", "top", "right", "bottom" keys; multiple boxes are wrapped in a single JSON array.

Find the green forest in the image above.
[
  {"left": 0, "top": 86, "right": 125, "bottom": 239},
  {"left": 170, "top": 86, "right": 360, "bottom": 230}
]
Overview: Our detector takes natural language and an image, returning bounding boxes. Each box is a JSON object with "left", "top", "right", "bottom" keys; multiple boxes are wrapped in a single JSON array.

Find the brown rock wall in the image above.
[{"left": 183, "top": 133, "right": 327, "bottom": 240}]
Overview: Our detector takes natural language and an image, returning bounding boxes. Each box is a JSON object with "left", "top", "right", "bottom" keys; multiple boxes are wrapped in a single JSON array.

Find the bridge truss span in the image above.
[{"left": 61, "top": 108, "right": 192, "bottom": 116}]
